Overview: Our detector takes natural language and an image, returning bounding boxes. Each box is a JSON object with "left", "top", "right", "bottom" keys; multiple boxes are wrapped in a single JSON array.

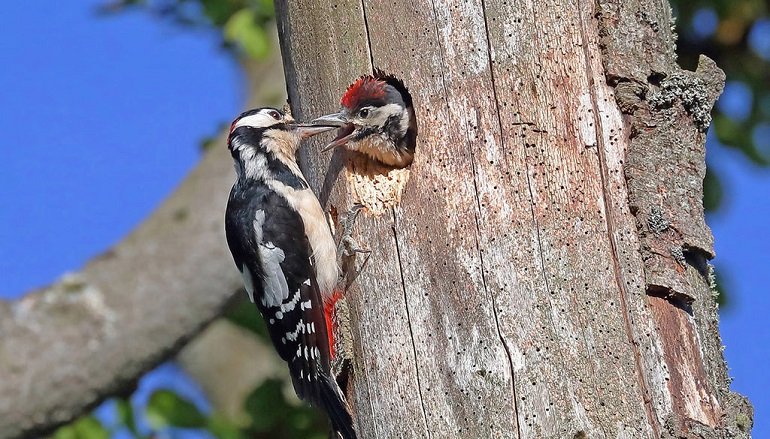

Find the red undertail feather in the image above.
[
  {"left": 324, "top": 289, "right": 345, "bottom": 359},
  {"left": 341, "top": 76, "right": 387, "bottom": 109}
]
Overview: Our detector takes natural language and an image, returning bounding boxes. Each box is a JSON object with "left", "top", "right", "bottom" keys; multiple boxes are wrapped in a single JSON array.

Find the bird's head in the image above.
[
  {"left": 312, "top": 76, "right": 416, "bottom": 167},
  {"left": 228, "top": 107, "right": 337, "bottom": 152},
  {"left": 227, "top": 107, "right": 337, "bottom": 178}
]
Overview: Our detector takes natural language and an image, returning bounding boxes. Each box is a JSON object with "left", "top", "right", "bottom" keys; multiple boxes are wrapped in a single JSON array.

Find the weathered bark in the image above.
[{"left": 276, "top": 0, "right": 752, "bottom": 438}]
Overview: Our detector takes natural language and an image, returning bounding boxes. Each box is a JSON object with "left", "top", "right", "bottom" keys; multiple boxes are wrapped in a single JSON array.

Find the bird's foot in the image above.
[
  {"left": 336, "top": 204, "right": 371, "bottom": 289},
  {"left": 336, "top": 204, "right": 369, "bottom": 258}
]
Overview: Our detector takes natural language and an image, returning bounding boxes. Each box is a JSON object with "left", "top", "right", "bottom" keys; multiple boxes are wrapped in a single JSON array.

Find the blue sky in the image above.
[{"left": 0, "top": 1, "right": 767, "bottom": 437}]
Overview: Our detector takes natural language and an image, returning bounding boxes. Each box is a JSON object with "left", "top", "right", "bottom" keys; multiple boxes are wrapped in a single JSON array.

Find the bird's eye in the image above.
[
  {"left": 359, "top": 108, "right": 370, "bottom": 118},
  {"left": 268, "top": 110, "right": 281, "bottom": 120}
]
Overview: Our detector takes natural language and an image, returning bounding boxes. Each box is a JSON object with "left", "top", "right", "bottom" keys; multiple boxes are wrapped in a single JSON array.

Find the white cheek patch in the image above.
[
  {"left": 370, "top": 103, "right": 404, "bottom": 126},
  {"left": 234, "top": 111, "right": 279, "bottom": 130}
]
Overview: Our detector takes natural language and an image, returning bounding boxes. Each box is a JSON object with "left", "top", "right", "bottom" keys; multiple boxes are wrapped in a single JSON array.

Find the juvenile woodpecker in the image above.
[
  {"left": 313, "top": 75, "right": 417, "bottom": 167},
  {"left": 224, "top": 107, "right": 356, "bottom": 439}
]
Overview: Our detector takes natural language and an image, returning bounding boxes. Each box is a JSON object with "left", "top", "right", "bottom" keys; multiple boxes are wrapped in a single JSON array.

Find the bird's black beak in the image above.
[
  {"left": 294, "top": 123, "right": 338, "bottom": 139},
  {"left": 311, "top": 112, "right": 347, "bottom": 126},
  {"left": 311, "top": 112, "right": 356, "bottom": 152}
]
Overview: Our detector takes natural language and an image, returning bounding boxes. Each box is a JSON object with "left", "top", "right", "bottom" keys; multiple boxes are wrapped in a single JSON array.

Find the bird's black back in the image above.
[{"left": 225, "top": 177, "right": 332, "bottom": 395}]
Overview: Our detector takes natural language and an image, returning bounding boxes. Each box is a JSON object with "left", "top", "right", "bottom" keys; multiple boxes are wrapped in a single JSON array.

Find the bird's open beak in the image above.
[
  {"left": 294, "top": 124, "right": 338, "bottom": 139},
  {"left": 311, "top": 112, "right": 356, "bottom": 152}
]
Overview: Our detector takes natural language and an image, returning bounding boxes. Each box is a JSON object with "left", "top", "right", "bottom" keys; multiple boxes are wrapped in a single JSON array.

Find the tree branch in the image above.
[{"left": 1, "top": 108, "right": 241, "bottom": 439}]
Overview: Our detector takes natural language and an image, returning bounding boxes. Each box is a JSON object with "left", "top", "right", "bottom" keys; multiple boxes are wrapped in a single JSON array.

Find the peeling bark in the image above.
[{"left": 277, "top": 0, "right": 752, "bottom": 438}]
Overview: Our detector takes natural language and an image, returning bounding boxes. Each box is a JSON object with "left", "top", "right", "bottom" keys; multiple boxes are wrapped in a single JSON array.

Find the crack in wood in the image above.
[
  {"left": 576, "top": 0, "right": 659, "bottom": 435},
  {"left": 349, "top": 301, "right": 380, "bottom": 438},
  {"left": 496, "top": 19, "right": 620, "bottom": 439},
  {"left": 390, "top": 208, "right": 432, "bottom": 437},
  {"left": 355, "top": 2, "right": 430, "bottom": 434},
  {"left": 476, "top": 1, "right": 522, "bottom": 436},
  {"left": 359, "top": 0, "right": 375, "bottom": 71},
  {"left": 465, "top": 90, "right": 521, "bottom": 439}
]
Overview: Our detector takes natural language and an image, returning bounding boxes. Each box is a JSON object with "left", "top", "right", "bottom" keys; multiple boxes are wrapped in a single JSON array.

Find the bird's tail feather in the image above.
[{"left": 318, "top": 370, "right": 357, "bottom": 439}]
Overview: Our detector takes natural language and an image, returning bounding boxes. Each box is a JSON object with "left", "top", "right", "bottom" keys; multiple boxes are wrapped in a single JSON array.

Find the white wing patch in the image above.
[
  {"left": 285, "top": 319, "right": 306, "bottom": 343},
  {"left": 281, "top": 289, "right": 302, "bottom": 312},
  {"left": 259, "top": 243, "right": 289, "bottom": 307},
  {"left": 240, "top": 265, "right": 255, "bottom": 303},
  {"left": 253, "top": 211, "right": 266, "bottom": 242},
  {"left": 252, "top": 209, "right": 291, "bottom": 308}
]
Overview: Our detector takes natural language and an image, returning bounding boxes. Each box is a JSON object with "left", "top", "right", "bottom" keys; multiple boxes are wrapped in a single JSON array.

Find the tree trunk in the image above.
[{"left": 275, "top": 0, "right": 752, "bottom": 438}]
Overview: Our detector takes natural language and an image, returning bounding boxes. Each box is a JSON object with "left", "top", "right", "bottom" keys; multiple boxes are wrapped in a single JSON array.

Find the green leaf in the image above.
[
  {"left": 200, "top": 0, "right": 242, "bottom": 26},
  {"left": 225, "top": 298, "right": 270, "bottom": 340},
  {"left": 224, "top": 9, "right": 271, "bottom": 60},
  {"left": 54, "top": 416, "right": 109, "bottom": 439},
  {"left": 115, "top": 398, "right": 139, "bottom": 436},
  {"left": 251, "top": 0, "right": 276, "bottom": 23},
  {"left": 146, "top": 389, "right": 207, "bottom": 429},
  {"left": 53, "top": 425, "right": 77, "bottom": 439},
  {"left": 206, "top": 413, "right": 246, "bottom": 439},
  {"left": 243, "top": 379, "right": 289, "bottom": 431}
]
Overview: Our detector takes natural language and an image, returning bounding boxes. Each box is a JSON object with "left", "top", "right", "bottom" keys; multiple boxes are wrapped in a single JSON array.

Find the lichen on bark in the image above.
[{"left": 596, "top": 0, "right": 753, "bottom": 436}]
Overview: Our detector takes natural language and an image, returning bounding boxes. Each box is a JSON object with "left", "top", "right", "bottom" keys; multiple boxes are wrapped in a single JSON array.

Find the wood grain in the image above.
[{"left": 276, "top": 0, "right": 751, "bottom": 437}]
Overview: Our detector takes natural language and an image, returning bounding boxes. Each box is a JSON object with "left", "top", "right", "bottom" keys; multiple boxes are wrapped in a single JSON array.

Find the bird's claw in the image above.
[{"left": 336, "top": 204, "right": 368, "bottom": 263}]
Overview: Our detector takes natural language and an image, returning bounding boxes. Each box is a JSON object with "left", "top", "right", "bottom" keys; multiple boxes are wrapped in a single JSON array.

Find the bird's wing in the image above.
[{"left": 225, "top": 182, "right": 333, "bottom": 392}]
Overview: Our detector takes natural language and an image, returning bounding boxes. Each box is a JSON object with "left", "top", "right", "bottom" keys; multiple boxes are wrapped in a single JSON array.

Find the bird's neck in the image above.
[
  {"left": 231, "top": 139, "right": 308, "bottom": 190},
  {"left": 232, "top": 144, "right": 266, "bottom": 181}
]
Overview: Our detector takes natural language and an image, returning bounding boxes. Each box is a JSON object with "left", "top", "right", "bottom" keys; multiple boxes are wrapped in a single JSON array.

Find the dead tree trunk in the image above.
[{"left": 276, "top": 0, "right": 752, "bottom": 438}]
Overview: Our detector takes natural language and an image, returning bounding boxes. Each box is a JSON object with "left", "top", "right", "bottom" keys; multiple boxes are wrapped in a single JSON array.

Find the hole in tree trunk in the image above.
[{"left": 337, "top": 71, "right": 418, "bottom": 216}]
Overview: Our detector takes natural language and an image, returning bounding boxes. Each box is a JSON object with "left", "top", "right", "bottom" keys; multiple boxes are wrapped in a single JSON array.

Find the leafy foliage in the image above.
[
  {"left": 146, "top": 390, "right": 209, "bottom": 429},
  {"left": 73, "top": 380, "right": 325, "bottom": 438},
  {"left": 53, "top": 416, "right": 109, "bottom": 439},
  {"left": 242, "top": 379, "right": 329, "bottom": 439},
  {"left": 51, "top": 299, "right": 329, "bottom": 439},
  {"left": 98, "top": 0, "right": 276, "bottom": 60}
]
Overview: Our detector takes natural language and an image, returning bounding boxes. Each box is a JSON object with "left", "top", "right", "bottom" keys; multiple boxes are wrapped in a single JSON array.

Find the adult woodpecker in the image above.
[
  {"left": 312, "top": 75, "right": 417, "bottom": 168},
  {"left": 224, "top": 107, "right": 357, "bottom": 439}
]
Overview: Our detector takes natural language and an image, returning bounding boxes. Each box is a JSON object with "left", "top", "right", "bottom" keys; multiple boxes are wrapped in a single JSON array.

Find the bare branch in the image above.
[{"left": 1, "top": 115, "right": 241, "bottom": 439}]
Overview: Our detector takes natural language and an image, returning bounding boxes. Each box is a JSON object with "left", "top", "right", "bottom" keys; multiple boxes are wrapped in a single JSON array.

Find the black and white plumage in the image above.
[
  {"left": 224, "top": 107, "right": 356, "bottom": 439},
  {"left": 312, "top": 75, "right": 417, "bottom": 168}
]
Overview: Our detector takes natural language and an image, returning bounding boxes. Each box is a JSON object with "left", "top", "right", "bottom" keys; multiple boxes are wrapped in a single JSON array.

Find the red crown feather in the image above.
[{"left": 341, "top": 76, "right": 387, "bottom": 109}]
